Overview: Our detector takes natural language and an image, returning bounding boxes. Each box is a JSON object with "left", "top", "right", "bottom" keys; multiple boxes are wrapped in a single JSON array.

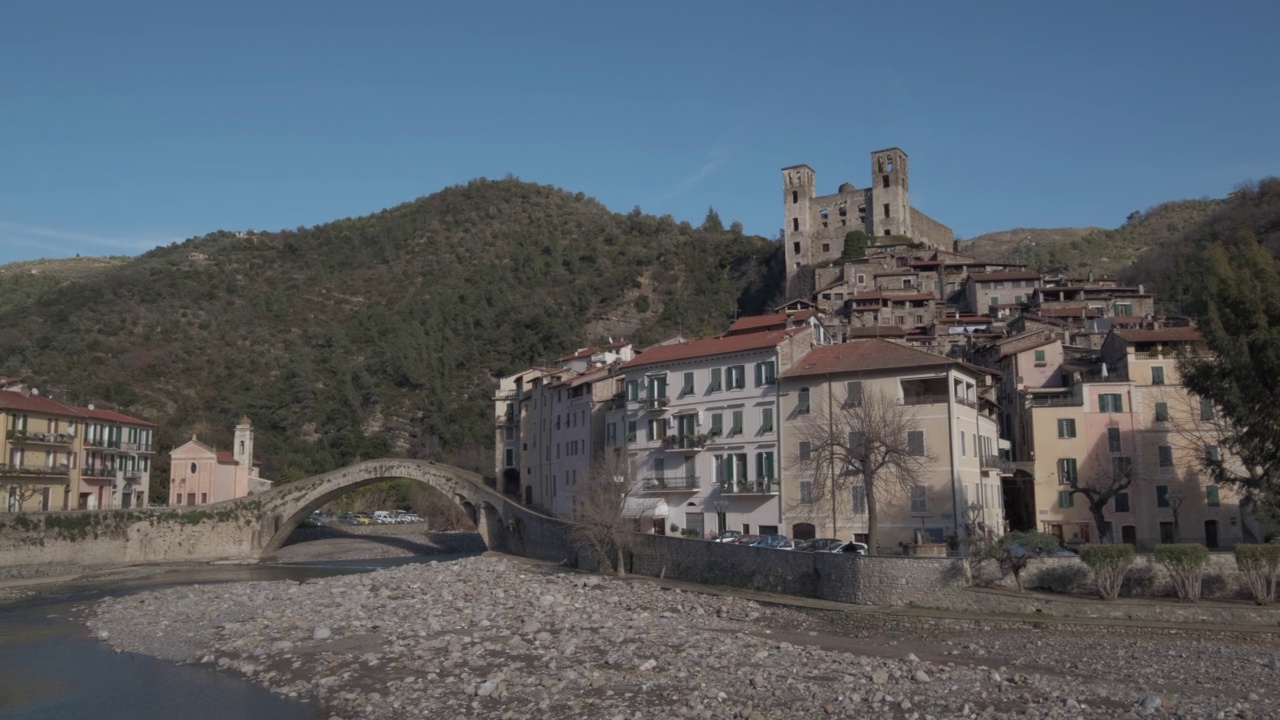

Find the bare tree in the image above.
[
  {"left": 570, "top": 452, "right": 654, "bottom": 577},
  {"left": 1061, "top": 446, "right": 1143, "bottom": 544},
  {"left": 792, "top": 387, "right": 930, "bottom": 553},
  {"left": 2, "top": 483, "right": 46, "bottom": 513}
]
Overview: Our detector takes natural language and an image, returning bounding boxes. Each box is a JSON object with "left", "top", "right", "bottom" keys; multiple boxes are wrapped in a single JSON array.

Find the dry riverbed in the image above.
[{"left": 80, "top": 554, "right": 1280, "bottom": 720}]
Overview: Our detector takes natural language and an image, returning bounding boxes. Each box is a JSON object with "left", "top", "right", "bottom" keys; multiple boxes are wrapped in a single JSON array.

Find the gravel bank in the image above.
[{"left": 83, "top": 555, "right": 1280, "bottom": 719}]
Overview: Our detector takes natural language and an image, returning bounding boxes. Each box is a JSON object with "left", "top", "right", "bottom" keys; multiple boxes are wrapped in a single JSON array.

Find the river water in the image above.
[{"left": 0, "top": 555, "right": 474, "bottom": 719}]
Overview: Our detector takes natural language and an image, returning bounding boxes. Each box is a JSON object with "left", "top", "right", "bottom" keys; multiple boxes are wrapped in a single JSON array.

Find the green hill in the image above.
[{"left": 0, "top": 178, "right": 782, "bottom": 496}]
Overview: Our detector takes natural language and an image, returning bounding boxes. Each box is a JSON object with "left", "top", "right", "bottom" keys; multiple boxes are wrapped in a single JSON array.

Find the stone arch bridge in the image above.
[{"left": 0, "top": 458, "right": 578, "bottom": 571}]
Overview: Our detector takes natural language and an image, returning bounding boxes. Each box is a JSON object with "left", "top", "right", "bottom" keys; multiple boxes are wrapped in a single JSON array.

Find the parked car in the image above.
[
  {"left": 371, "top": 511, "right": 396, "bottom": 524},
  {"left": 749, "top": 534, "right": 793, "bottom": 549},
  {"left": 337, "top": 513, "right": 361, "bottom": 526},
  {"left": 803, "top": 538, "right": 846, "bottom": 553},
  {"left": 714, "top": 530, "right": 742, "bottom": 543},
  {"left": 299, "top": 512, "right": 326, "bottom": 528},
  {"left": 837, "top": 541, "right": 869, "bottom": 555},
  {"left": 730, "top": 534, "right": 759, "bottom": 546},
  {"left": 395, "top": 511, "right": 423, "bottom": 523}
]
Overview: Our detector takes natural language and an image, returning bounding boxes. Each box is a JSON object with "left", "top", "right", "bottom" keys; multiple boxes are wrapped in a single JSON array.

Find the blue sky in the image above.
[{"left": 2, "top": 1, "right": 1278, "bottom": 263}]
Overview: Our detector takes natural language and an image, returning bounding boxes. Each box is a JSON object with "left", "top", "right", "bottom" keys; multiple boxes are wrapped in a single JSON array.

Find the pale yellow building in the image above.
[
  {"left": 1, "top": 390, "right": 83, "bottom": 512},
  {"left": 779, "top": 340, "right": 1004, "bottom": 551}
]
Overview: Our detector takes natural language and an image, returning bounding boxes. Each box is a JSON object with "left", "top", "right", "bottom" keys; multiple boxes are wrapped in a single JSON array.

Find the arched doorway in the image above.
[{"left": 792, "top": 523, "right": 816, "bottom": 540}]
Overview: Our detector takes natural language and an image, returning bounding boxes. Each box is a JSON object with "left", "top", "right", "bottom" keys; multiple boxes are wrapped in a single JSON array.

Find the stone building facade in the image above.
[{"left": 782, "top": 148, "right": 954, "bottom": 282}]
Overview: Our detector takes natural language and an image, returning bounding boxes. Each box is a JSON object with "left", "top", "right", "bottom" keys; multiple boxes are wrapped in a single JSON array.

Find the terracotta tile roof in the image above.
[
  {"left": 1112, "top": 327, "right": 1202, "bottom": 344},
  {"left": 557, "top": 346, "right": 596, "bottom": 362},
  {"left": 724, "top": 310, "right": 815, "bottom": 335},
  {"left": 969, "top": 270, "right": 1044, "bottom": 282},
  {"left": 77, "top": 406, "right": 155, "bottom": 427},
  {"left": 780, "top": 339, "right": 957, "bottom": 379},
  {"left": 847, "top": 292, "right": 935, "bottom": 302},
  {"left": 623, "top": 327, "right": 809, "bottom": 369},
  {"left": 215, "top": 451, "right": 262, "bottom": 467},
  {"left": 0, "top": 391, "right": 83, "bottom": 417}
]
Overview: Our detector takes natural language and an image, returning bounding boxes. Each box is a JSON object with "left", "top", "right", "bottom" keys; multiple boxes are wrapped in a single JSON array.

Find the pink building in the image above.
[{"left": 168, "top": 417, "right": 270, "bottom": 506}]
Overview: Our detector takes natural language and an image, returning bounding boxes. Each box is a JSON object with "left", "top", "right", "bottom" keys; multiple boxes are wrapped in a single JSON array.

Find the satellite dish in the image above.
[{"left": 88, "top": 403, "right": 95, "bottom": 411}]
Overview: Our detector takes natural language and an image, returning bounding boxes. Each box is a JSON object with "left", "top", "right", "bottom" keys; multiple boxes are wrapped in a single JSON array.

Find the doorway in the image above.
[{"left": 1204, "top": 520, "right": 1219, "bottom": 549}]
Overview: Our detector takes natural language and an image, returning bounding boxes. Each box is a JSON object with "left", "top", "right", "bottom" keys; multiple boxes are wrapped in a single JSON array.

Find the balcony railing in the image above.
[
  {"left": 5, "top": 430, "right": 75, "bottom": 445},
  {"left": 719, "top": 480, "right": 780, "bottom": 495},
  {"left": 901, "top": 393, "right": 950, "bottom": 406},
  {"left": 82, "top": 466, "right": 118, "bottom": 478},
  {"left": 642, "top": 396, "right": 670, "bottom": 412},
  {"left": 1028, "top": 392, "right": 1084, "bottom": 407},
  {"left": 955, "top": 395, "right": 978, "bottom": 409},
  {"left": 663, "top": 434, "right": 707, "bottom": 453},
  {"left": 0, "top": 464, "right": 70, "bottom": 477},
  {"left": 124, "top": 472, "right": 143, "bottom": 483},
  {"left": 641, "top": 476, "right": 698, "bottom": 492},
  {"left": 120, "top": 442, "right": 154, "bottom": 453}
]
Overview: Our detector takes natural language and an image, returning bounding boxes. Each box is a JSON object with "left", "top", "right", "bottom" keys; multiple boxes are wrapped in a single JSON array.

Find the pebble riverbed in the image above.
[{"left": 83, "top": 555, "right": 1280, "bottom": 719}]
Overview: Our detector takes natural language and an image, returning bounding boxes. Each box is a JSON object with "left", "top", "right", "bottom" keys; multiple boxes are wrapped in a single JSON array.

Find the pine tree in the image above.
[{"left": 701, "top": 206, "right": 723, "bottom": 232}]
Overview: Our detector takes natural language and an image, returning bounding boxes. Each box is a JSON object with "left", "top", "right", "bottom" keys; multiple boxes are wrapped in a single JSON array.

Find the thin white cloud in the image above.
[{"left": 0, "top": 221, "right": 182, "bottom": 261}]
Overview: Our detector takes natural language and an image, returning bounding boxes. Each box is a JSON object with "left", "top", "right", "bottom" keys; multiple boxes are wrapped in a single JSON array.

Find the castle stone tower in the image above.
[
  {"left": 869, "top": 148, "right": 911, "bottom": 239},
  {"left": 782, "top": 164, "right": 816, "bottom": 275},
  {"left": 233, "top": 416, "right": 254, "bottom": 497}
]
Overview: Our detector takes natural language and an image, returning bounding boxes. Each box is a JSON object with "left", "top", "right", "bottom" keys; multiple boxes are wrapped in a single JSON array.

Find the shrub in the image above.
[
  {"left": 1154, "top": 543, "right": 1210, "bottom": 602},
  {"left": 1079, "top": 544, "right": 1136, "bottom": 600},
  {"left": 969, "top": 531, "right": 1062, "bottom": 592},
  {"left": 1234, "top": 543, "right": 1280, "bottom": 605}
]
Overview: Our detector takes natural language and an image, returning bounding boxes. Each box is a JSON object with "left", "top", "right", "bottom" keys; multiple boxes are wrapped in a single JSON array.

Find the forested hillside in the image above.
[{"left": 0, "top": 179, "right": 782, "bottom": 494}]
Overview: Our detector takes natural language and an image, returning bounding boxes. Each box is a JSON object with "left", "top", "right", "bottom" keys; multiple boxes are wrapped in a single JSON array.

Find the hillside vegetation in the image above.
[
  {"left": 0, "top": 256, "right": 130, "bottom": 315},
  {"left": 0, "top": 179, "right": 782, "bottom": 495},
  {"left": 962, "top": 199, "right": 1222, "bottom": 277}
]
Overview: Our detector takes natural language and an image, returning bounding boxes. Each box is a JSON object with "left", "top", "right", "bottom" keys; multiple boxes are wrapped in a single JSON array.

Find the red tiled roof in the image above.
[
  {"left": 724, "top": 310, "right": 815, "bottom": 335},
  {"left": 76, "top": 406, "right": 155, "bottom": 427},
  {"left": 969, "top": 270, "right": 1043, "bottom": 282},
  {"left": 847, "top": 292, "right": 935, "bottom": 302},
  {"left": 0, "top": 391, "right": 83, "bottom": 417},
  {"left": 623, "top": 327, "right": 809, "bottom": 369},
  {"left": 557, "top": 347, "right": 596, "bottom": 362},
  {"left": 215, "top": 451, "right": 262, "bottom": 467},
  {"left": 1112, "top": 327, "right": 1202, "bottom": 344},
  {"left": 780, "top": 339, "right": 957, "bottom": 379}
]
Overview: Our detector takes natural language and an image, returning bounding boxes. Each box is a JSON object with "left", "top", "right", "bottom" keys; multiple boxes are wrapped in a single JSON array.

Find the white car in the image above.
[{"left": 371, "top": 511, "right": 396, "bottom": 524}]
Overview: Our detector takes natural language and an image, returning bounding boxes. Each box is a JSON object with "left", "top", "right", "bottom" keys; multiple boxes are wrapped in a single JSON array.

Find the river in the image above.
[{"left": 0, "top": 554, "right": 478, "bottom": 719}]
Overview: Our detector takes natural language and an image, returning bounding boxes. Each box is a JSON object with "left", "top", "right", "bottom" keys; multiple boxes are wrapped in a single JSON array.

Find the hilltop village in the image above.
[{"left": 496, "top": 148, "right": 1260, "bottom": 553}]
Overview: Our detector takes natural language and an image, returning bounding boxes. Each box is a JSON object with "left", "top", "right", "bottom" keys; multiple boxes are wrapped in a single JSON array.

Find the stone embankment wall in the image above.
[{"left": 0, "top": 506, "right": 264, "bottom": 579}]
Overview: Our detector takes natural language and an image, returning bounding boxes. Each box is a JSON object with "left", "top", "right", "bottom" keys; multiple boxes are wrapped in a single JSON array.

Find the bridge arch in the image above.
[{"left": 248, "top": 458, "right": 510, "bottom": 557}]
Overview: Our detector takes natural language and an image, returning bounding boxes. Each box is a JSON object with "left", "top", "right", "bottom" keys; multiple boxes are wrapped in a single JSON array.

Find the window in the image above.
[
  {"left": 821, "top": 243, "right": 830, "bottom": 252},
  {"left": 729, "top": 410, "right": 743, "bottom": 435},
  {"left": 848, "top": 431, "right": 867, "bottom": 459},
  {"left": 907, "top": 430, "right": 925, "bottom": 457},
  {"left": 857, "top": 274, "right": 866, "bottom": 285},
  {"left": 1098, "top": 393, "right": 1124, "bottom": 413},
  {"left": 845, "top": 381, "right": 863, "bottom": 407},
  {"left": 1155, "top": 402, "right": 1170, "bottom": 422},
  {"left": 1114, "top": 492, "right": 1131, "bottom": 513},
  {"left": 1112, "top": 456, "right": 1132, "bottom": 479},
  {"left": 504, "top": 448, "right": 515, "bottom": 467},
  {"left": 648, "top": 418, "right": 668, "bottom": 442},
  {"left": 1151, "top": 366, "right": 1165, "bottom": 385},
  {"left": 1156, "top": 484, "right": 1170, "bottom": 508},
  {"left": 881, "top": 174, "right": 890, "bottom": 188},
  {"left": 605, "top": 423, "right": 617, "bottom": 446},
  {"left": 799, "top": 481, "right": 814, "bottom": 504},
  {"left": 709, "top": 413, "right": 723, "bottom": 437},
  {"left": 792, "top": 218, "right": 799, "bottom": 232},
  {"left": 756, "top": 452, "right": 775, "bottom": 481},
  {"left": 1206, "top": 484, "right": 1221, "bottom": 507},
  {"left": 1159, "top": 521, "right": 1176, "bottom": 543},
  {"left": 796, "top": 388, "right": 810, "bottom": 414},
  {"left": 726, "top": 365, "right": 746, "bottom": 390},
  {"left": 754, "top": 360, "right": 776, "bottom": 386},
  {"left": 960, "top": 431, "right": 966, "bottom": 457},
  {"left": 760, "top": 407, "right": 774, "bottom": 433},
  {"left": 1107, "top": 427, "right": 1122, "bottom": 453},
  {"left": 791, "top": 190, "right": 798, "bottom": 204},
  {"left": 626, "top": 420, "right": 637, "bottom": 442},
  {"left": 1115, "top": 303, "right": 1133, "bottom": 317},
  {"left": 909, "top": 485, "right": 927, "bottom": 513},
  {"left": 883, "top": 203, "right": 890, "bottom": 218},
  {"left": 1057, "top": 458, "right": 1078, "bottom": 485},
  {"left": 798, "top": 441, "right": 812, "bottom": 462},
  {"left": 1199, "top": 398, "right": 1213, "bottom": 421},
  {"left": 681, "top": 372, "right": 694, "bottom": 396},
  {"left": 626, "top": 381, "right": 639, "bottom": 402},
  {"left": 1158, "top": 445, "right": 1173, "bottom": 468},
  {"left": 1057, "top": 418, "right": 1076, "bottom": 438},
  {"left": 1059, "top": 490, "right": 1074, "bottom": 508},
  {"left": 1034, "top": 349, "right": 1046, "bottom": 362},
  {"left": 990, "top": 296, "right": 1000, "bottom": 306},
  {"left": 709, "top": 368, "right": 723, "bottom": 392},
  {"left": 1205, "top": 444, "right": 1220, "bottom": 463},
  {"left": 851, "top": 485, "right": 867, "bottom": 514}
]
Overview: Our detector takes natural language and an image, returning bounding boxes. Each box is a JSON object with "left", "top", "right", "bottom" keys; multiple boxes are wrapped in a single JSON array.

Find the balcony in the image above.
[
  {"left": 0, "top": 464, "right": 70, "bottom": 478},
  {"left": 641, "top": 476, "right": 698, "bottom": 492},
  {"left": 496, "top": 412, "right": 518, "bottom": 427},
  {"left": 719, "top": 479, "right": 780, "bottom": 495},
  {"left": 5, "top": 430, "right": 75, "bottom": 446},
  {"left": 1027, "top": 392, "right": 1084, "bottom": 407},
  {"left": 955, "top": 395, "right": 978, "bottom": 409},
  {"left": 900, "top": 393, "right": 950, "bottom": 406},
  {"left": 82, "top": 466, "right": 118, "bottom": 479},
  {"left": 642, "top": 396, "right": 670, "bottom": 412},
  {"left": 124, "top": 472, "right": 143, "bottom": 483},
  {"left": 663, "top": 434, "right": 707, "bottom": 454},
  {"left": 120, "top": 442, "right": 154, "bottom": 453}
]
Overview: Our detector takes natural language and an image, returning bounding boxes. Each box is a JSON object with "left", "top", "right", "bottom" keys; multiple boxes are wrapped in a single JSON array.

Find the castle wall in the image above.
[{"left": 910, "top": 207, "right": 954, "bottom": 248}]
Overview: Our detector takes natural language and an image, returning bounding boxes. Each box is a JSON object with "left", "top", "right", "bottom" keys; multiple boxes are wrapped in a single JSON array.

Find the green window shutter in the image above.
[
  {"left": 710, "top": 413, "right": 723, "bottom": 436},
  {"left": 1155, "top": 402, "right": 1169, "bottom": 422},
  {"left": 1152, "top": 366, "right": 1165, "bottom": 385},
  {"left": 709, "top": 368, "right": 722, "bottom": 392},
  {"left": 1206, "top": 485, "right": 1220, "bottom": 507},
  {"left": 797, "top": 388, "right": 810, "bottom": 413}
]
